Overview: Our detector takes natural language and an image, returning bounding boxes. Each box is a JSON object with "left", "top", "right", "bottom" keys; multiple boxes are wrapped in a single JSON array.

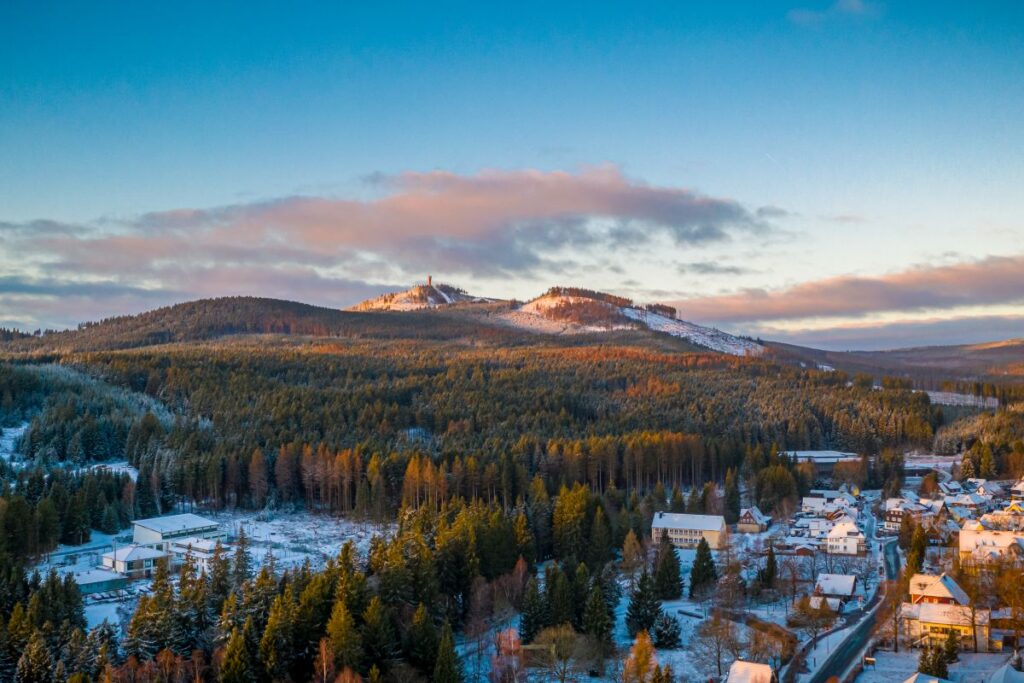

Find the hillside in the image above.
[
  {"left": 348, "top": 281, "right": 490, "bottom": 311},
  {"left": 769, "top": 338, "right": 1024, "bottom": 384}
]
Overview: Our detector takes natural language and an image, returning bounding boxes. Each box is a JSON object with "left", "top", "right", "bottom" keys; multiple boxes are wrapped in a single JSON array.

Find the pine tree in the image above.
[
  {"left": 689, "top": 537, "right": 718, "bottom": 598},
  {"left": 943, "top": 628, "right": 959, "bottom": 664},
  {"left": 520, "top": 577, "right": 546, "bottom": 643},
  {"left": 326, "top": 598, "right": 362, "bottom": 672},
  {"left": 653, "top": 533, "right": 682, "bottom": 600},
  {"left": 959, "top": 453, "right": 976, "bottom": 481},
  {"left": 259, "top": 589, "right": 297, "bottom": 680},
  {"left": 588, "top": 506, "right": 612, "bottom": 567},
  {"left": 16, "top": 631, "right": 53, "bottom": 683},
  {"left": 231, "top": 527, "right": 252, "bottom": 591},
  {"left": 218, "top": 626, "right": 254, "bottom": 683},
  {"left": 433, "top": 622, "right": 463, "bottom": 683},
  {"left": 546, "top": 567, "right": 574, "bottom": 627},
  {"left": 626, "top": 572, "right": 662, "bottom": 637},
  {"left": 406, "top": 603, "right": 438, "bottom": 676},
  {"left": 571, "top": 563, "right": 591, "bottom": 629},
  {"left": 361, "top": 596, "right": 397, "bottom": 670},
  {"left": 757, "top": 545, "right": 777, "bottom": 589},
  {"left": 651, "top": 612, "right": 682, "bottom": 649}
]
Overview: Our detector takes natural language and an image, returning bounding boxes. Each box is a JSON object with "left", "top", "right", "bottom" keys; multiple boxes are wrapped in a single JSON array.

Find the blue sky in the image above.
[{"left": 1, "top": 1, "right": 1023, "bottom": 349}]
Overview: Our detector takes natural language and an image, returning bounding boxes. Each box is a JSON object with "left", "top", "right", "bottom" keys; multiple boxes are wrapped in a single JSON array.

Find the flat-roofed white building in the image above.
[
  {"left": 133, "top": 513, "right": 224, "bottom": 551},
  {"left": 169, "top": 537, "right": 223, "bottom": 574},
  {"left": 652, "top": 512, "right": 727, "bottom": 549},
  {"left": 102, "top": 545, "right": 167, "bottom": 579}
]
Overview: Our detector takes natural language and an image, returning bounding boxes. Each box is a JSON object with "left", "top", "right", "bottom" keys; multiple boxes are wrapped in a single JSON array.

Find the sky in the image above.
[{"left": 1, "top": 1, "right": 1023, "bottom": 350}]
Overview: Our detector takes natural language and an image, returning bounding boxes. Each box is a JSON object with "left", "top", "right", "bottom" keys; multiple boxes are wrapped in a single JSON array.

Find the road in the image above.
[{"left": 802, "top": 540, "right": 900, "bottom": 683}]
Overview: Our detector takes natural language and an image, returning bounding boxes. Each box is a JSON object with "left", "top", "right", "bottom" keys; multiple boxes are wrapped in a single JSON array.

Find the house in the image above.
[
  {"left": 61, "top": 568, "right": 128, "bottom": 595},
  {"left": 902, "top": 674, "right": 955, "bottom": 683},
  {"left": 169, "top": 537, "right": 224, "bottom": 573},
  {"left": 784, "top": 450, "right": 860, "bottom": 476},
  {"left": 737, "top": 506, "right": 771, "bottom": 533},
  {"left": 651, "top": 512, "right": 727, "bottom": 549},
  {"left": 885, "top": 497, "right": 928, "bottom": 532},
  {"left": 725, "top": 659, "right": 775, "bottom": 683},
  {"left": 901, "top": 602, "right": 990, "bottom": 652},
  {"left": 102, "top": 545, "right": 167, "bottom": 579},
  {"left": 815, "top": 573, "right": 857, "bottom": 602},
  {"left": 959, "top": 527, "right": 1024, "bottom": 565},
  {"left": 908, "top": 573, "right": 970, "bottom": 606},
  {"left": 826, "top": 522, "right": 866, "bottom": 555},
  {"left": 939, "top": 480, "right": 964, "bottom": 497},
  {"left": 133, "top": 513, "right": 225, "bottom": 551},
  {"left": 946, "top": 492, "right": 992, "bottom": 512},
  {"left": 1011, "top": 479, "right": 1024, "bottom": 502},
  {"left": 809, "top": 595, "right": 842, "bottom": 612}
]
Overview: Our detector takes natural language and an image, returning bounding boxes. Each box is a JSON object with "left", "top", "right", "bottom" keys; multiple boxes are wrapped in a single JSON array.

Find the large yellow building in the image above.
[{"left": 651, "top": 512, "right": 727, "bottom": 549}]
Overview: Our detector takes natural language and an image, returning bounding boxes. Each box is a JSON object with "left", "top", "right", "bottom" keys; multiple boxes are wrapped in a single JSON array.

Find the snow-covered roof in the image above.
[
  {"left": 61, "top": 568, "right": 126, "bottom": 585},
  {"left": 815, "top": 573, "right": 857, "bottom": 597},
  {"left": 988, "top": 663, "right": 1024, "bottom": 683},
  {"left": 903, "top": 602, "right": 989, "bottom": 626},
  {"left": 739, "top": 506, "right": 771, "bottom": 525},
  {"left": 725, "top": 660, "right": 774, "bottom": 683},
  {"left": 827, "top": 521, "right": 864, "bottom": 540},
  {"left": 133, "top": 513, "right": 218, "bottom": 535},
  {"left": 809, "top": 596, "right": 841, "bottom": 611},
  {"left": 103, "top": 544, "right": 166, "bottom": 562},
  {"left": 170, "top": 537, "right": 219, "bottom": 553},
  {"left": 902, "top": 674, "right": 955, "bottom": 683},
  {"left": 651, "top": 512, "right": 725, "bottom": 532},
  {"left": 785, "top": 450, "right": 859, "bottom": 463},
  {"left": 908, "top": 573, "right": 970, "bottom": 606}
]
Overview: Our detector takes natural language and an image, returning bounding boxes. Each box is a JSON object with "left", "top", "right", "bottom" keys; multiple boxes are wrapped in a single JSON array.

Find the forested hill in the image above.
[{"left": 0, "top": 296, "right": 532, "bottom": 354}]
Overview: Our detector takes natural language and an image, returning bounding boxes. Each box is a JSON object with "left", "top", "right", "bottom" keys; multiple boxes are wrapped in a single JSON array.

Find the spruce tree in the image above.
[
  {"left": 651, "top": 612, "right": 682, "bottom": 649},
  {"left": 406, "top": 603, "right": 438, "bottom": 676},
  {"left": 520, "top": 577, "right": 546, "bottom": 643},
  {"left": 689, "top": 537, "right": 718, "bottom": 598},
  {"left": 219, "top": 626, "right": 254, "bottom": 683},
  {"left": 724, "top": 469, "right": 741, "bottom": 524},
  {"left": 582, "top": 584, "right": 613, "bottom": 658},
  {"left": 588, "top": 507, "right": 612, "bottom": 567},
  {"left": 433, "top": 622, "right": 463, "bottom": 683},
  {"left": 326, "top": 599, "right": 362, "bottom": 672},
  {"left": 546, "top": 567, "right": 574, "bottom": 627},
  {"left": 361, "top": 596, "right": 397, "bottom": 670},
  {"left": 757, "top": 546, "right": 777, "bottom": 589},
  {"left": 653, "top": 534, "right": 683, "bottom": 600},
  {"left": 15, "top": 631, "right": 52, "bottom": 683},
  {"left": 259, "top": 590, "right": 297, "bottom": 680},
  {"left": 626, "top": 572, "right": 662, "bottom": 637},
  {"left": 943, "top": 628, "right": 959, "bottom": 664},
  {"left": 231, "top": 527, "right": 253, "bottom": 591}
]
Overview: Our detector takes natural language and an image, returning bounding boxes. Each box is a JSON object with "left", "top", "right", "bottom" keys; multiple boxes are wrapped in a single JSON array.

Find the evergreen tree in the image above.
[
  {"left": 546, "top": 567, "right": 574, "bottom": 627},
  {"left": 757, "top": 545, "right": 777, "bottom": 589},
  {"left": 724, "top": 469, "right": 741, "bottom": 524},
  {"left": 433, "top": 622, "right": 463, "bottom": 683},
  {"left": 326, "top": 598, "right": 362, "bottom": 672},
  {"left": 653, "top": 534, "right": 682, "bottom": 600},
  {"left": 16, "top": 631, "right": 53, "bottom": 683},
  {"left": 651, "top": 612, "right": 682, "bottom": 649},
  {"left": 943, "top": 628, "right": 959, "bottom": 664},
  {"left": 582, "top": 584, "right": 612, "bottom": 659},
  {"left": 231, "top": 527, "right": 252, "bottom": 591},
  {"left": 520, "top": 577, "right": 546, "bottom": 643},
  {"left": 405, "top": 603, "right": 438, "bottom": 676},
  {"left": 259, "top": 589, "right": 297, "bottom": 680},
  {"left": 361, "top": 596, "right": 397, "bottom": 670},
  {"left": 218, "top": 625, "right": 255, "bottom": 683},
  {"left": 588, "top": 506, "right": 612, "bottom": 567},
  {"left": 689, "top": 537, "right": 718, "bottom": 598},
  {"left": 626, "top": 572, "right": 662, "bottom": 637}
]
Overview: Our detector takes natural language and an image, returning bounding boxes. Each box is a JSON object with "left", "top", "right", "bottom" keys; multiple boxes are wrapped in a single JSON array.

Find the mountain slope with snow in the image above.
[{"left": 349, "top": 282, "right": 486, "bottom": 311}]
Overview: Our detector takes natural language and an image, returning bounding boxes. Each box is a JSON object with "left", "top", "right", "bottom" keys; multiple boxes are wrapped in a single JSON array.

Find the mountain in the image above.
[{"left": 349, "top": 280, "right": 488, "bottom": 311}]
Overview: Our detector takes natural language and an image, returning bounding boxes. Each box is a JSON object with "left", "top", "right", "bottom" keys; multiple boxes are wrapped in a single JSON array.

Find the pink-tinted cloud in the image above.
[{"left": 674, "top": 254, "right": 1024, "bottom": 323}]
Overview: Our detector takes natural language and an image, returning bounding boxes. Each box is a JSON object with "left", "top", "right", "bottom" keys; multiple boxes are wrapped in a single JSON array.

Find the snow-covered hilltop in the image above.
[
  {"left": 349, "top": 279, "right": 485, "bottom": 311},
  {"left": 352, "top": 282, "right": 763, "bottom": 356}
]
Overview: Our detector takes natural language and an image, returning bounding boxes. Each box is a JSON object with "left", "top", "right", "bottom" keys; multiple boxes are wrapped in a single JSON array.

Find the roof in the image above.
[
  {"left": 61, "top": 568, "right": 126, "bottom": 585},
  {"left": 815, "top": 573, "right": 857, "bottom": 597},
  {"left": 828, "top": 522, "right": 864, "bottom": 539},
  {"left": 809, "top": 596, "right": 841, "bottom": 611},
  {"left": 726, "top": 660, "right": 774, "bottom": 683},
  {"left": 904, "top": 602, "right": 990, "bottom": 626},
  {"left": 170, "top": 537, "right": 219, "bottom": 552},
  {"left": 651, "top": 512, "right": 725, "bottom": 532},
  {"left": 103, "top": 544, "right": 166, "bottom": 562},
  {"left": 740, "top": 507, "right": 771, "bottom": 525},
  {"left": 133, "top": 513, "right": 218, "bottom": 534},
  {"left": 902, "top": 674, "right": 955, "bottom": 683},
  {"left": 784, "top": 450, "right": 859, "bottom": 462},
  {"left": 908, "top": 573, "right": 970, "bottom": 606},
  {"left": 988, "top": 664, "right": 1024, "bottom": 683}
]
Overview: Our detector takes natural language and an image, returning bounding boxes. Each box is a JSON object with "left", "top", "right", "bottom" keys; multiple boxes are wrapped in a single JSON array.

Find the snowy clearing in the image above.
[{"left": 854, "top": 650, "right": 1011, "bottom": 682}]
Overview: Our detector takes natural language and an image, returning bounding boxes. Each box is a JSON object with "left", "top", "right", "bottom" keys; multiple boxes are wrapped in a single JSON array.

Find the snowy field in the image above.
[
  {"left": 854, "top": 650, "right": 1011, "bottom": 682},
  {"left": 0, "top": 421, "right": 28, "bottom": 464}
]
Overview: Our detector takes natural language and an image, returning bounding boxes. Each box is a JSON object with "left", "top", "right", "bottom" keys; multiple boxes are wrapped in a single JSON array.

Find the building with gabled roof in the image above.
[
  {"left": 901, "top": 601, "right": 990, "bottom": 651},
  {"left": 102, "top": 544, "right": 166, "bottom": 579},
  {"left": 815, "top": 573, "right": 857, "bottom": 600},
  {"left": 907, "top": 573, "right": 970, "bottom": 606},
  {"left": 725, "top": 659, "right": 776, "bottom": 683},
  {"left": 826, "top": 521, "right": 866, "bottom": 555},
  {"left": 133, "top": 513, "right": 225, "bottom": 551},
  {"left": 737, "top": 506, "right": 771, "bottom": 533}
]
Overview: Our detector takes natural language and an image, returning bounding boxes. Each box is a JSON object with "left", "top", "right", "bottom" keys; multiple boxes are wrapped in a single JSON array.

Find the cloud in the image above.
[
  {"left": 672, "top": 254, "right": 1024, "bottom": 323},
  {"left": 1, "top": 166, "right": 779, "bottom": 329},
  {"left": 761, "top": 314, "right": 1024, "bottom": 351},
  {"left": 788, "top": 0, "right": 879, "bottom": 25},
  {"left": 677, "top": 261, "right": 752, "bottom": 276}
]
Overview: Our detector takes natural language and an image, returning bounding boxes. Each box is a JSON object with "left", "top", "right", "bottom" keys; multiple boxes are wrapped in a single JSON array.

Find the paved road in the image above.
[{"left": 803, "top": 541, "right": 900, "bottom": 683}]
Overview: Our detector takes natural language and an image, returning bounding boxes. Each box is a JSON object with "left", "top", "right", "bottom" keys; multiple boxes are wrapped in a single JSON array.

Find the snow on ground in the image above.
[
  {"left": 620, "top": 308, "right": 764, "bottom": 357},
  {"left": 0, "top": 421, "right": 28, "bottom": 464},
  {"left": 854, "top": 650, "right": 1011, "bottom": 683},
  {"left": 209, "top": 509, "right": 385, "bottom": 571},
  {"left": 86, "top": 602, "right": 123, "bottom": 629}
]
